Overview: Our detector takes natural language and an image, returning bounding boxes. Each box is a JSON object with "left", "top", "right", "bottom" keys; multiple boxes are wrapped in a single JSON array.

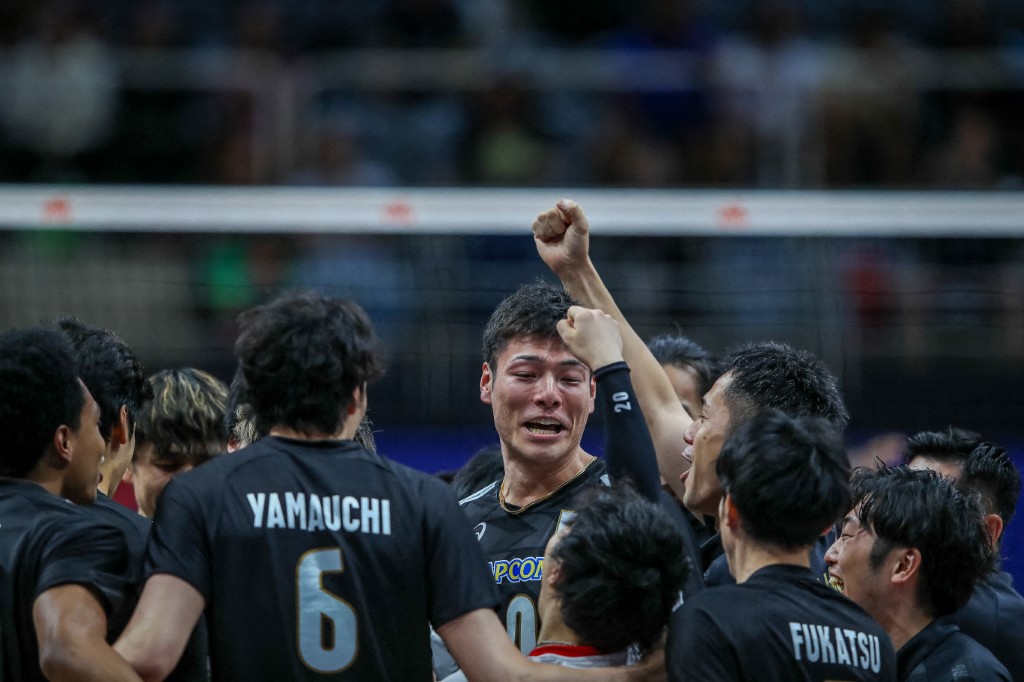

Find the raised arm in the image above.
[
  {"left": 534, "top": 200, "right": 693, "bottom": 498},
  {"left": 557, "top": 306, "right": 661, "bottom": 501}
]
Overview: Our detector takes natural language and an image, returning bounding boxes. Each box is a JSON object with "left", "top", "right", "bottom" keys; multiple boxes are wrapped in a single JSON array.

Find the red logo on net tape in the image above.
[
  {"left": 716, "top": 203, "right": 749, "bottom": 230},
  {"left": 43, "top": 197, "right": 72, "bottom": 223},
  {"left": 381, "top": 200, "right": 415, "bottom": 226}
]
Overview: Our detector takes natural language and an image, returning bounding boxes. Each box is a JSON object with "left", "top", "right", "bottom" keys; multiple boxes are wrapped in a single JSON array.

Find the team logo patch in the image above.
[{"left": 489, "top": 557, "right": 544, "bottom": 584}]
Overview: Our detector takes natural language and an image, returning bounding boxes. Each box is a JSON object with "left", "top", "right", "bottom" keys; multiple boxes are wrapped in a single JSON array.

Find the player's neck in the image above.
[
  {"left": 536, "top": 613, "right": 580, "bottom": 649},
  {"left": 96, "top": 449, "right": 120, "bottom": 497},
  {"left": 878, "top": 597, "right": 933, "bottom": 651},
  {"left": 501, "top": 450, "right": 594, "bottom": 507},
  {"left": 269, "top": 424, "right": 357, "bottom": 442},
  {"left": 729, "top": 540, "right": 810, "bottom": 583},
  {"left": 21, "top": 463, "right": 63, "bottom": 499}
]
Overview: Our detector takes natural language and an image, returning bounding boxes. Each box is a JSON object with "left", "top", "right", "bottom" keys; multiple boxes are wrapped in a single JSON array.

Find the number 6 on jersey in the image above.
[{"left": 297, "top": 548, "right": 358, "bottom": 673}]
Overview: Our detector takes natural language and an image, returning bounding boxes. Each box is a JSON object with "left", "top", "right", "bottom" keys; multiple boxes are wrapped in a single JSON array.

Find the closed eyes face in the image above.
[{"left": 128, "top": 443, "right": 193, "bottom": 518}]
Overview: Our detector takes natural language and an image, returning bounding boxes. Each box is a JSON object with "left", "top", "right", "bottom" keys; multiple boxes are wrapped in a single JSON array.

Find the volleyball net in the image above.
[{"left": 1, "top": 186, "right": 1022, "bottom": 436}]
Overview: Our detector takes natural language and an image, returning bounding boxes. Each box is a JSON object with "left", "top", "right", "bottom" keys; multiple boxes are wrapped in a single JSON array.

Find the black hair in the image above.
[
  {"left": 135, "top": 368, "right": 230, "bottom": 467},
  {"left": 56, "top": 316, "right": 152, "bottom": 442},
  {"left": 224, "top": 370, "right": 262, "bottom": 448},
  {"left": 717, "top": 409, "right": 850, "bottom": 549},
  {"left": 481, "top": 282, "right": 578, "bottom": 369},
  {"left": 646, "top": 333, "right": 721, "bottom": 398},
  {"left": 853, "top": 465, "right": 995, "bottom": 617},
  {"left": 961, "top": 442, "right": 1021, "bottom": 530},
  {"left": 905, "top": 427, "right": 1020, "bottom": 529},
  {"left": 451, "top": 445, "right": 504, "bottom": 500},
  {"left": 226, "top": 367, "right": 378, "bottom": 453},
  {"left": 722, "top": 341, "right": 849, "bottom": 434},
  {"left": 236, "top": 290, "right": 384, "bottom": 437},
  {"left": 551, "top": 483, "right": 689, "bottom": 656},
  {"left": 353, "top": 414, "right": 378, "bottom": 455},
  {"left": 905, "top": 426, "right": 982, "bottom": 462},
  {"left": 0, "top": 328, "right": 85, "bottom": 477}
]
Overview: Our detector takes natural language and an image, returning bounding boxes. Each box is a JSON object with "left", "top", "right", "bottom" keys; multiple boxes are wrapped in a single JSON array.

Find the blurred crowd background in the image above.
[
  {"left": 1, "top": 0, "right": 1023, "bottom": 471},
  {"left": 1, "top": 0, "right": 1023, "bottom": 189}
]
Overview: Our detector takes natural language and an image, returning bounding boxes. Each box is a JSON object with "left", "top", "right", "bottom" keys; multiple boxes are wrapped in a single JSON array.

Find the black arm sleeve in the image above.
[{"left": 594, "top": 361, "right": 662, "bottom": 501}]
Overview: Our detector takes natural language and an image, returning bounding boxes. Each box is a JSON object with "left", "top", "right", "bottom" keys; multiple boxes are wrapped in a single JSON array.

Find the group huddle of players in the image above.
[{"left": 1, "top": 199, "right": 1021, "bottom": 681}]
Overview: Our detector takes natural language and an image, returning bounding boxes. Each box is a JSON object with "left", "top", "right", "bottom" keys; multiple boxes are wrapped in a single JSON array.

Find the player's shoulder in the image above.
[
  {"left": 91, "top": 493, "right": 150, "bottom": 534},
  {"left": 88, "top": 494, "right": 150, "bottom": 557},
  {"left": 0, "top": 487, "right": 127, "bottom": 566},
  {"left": 459, "top": 479, "right": 499, "bottom": 508},
  {"left": 376, "top": 453, "right": 456, "bottom": 501},
  {"left": 0, "top": 480, "right": 110, "bottom": 532}
]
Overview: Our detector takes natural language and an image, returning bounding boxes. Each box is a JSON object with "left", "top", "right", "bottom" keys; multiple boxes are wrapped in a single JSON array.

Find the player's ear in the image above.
[
  {"left": 890, "top": 547, "right": 922, "bottom": 585},
  {"left": 588, "top": 374, "right": 596, "bottom": 413},
  {"left": 110, "top": 405, "right": 130, "bottom": 446},
  {"left": 49, "top": 424, "right": 74, "bottom": 469},
  {"left": 347, "top": 383, "right": 367, "bottom": 415},
  {"left": 983, "top": 512, "right": 1003, "bottom": 548},
  {"left": 545, "top": 560, "right": 562, "bottom": 588},
  {"left": 722, "top": 493, "right": 740, "bottom": 532},
  {"left": 480, "top": 363, "right": 493, "bottom": 405}
]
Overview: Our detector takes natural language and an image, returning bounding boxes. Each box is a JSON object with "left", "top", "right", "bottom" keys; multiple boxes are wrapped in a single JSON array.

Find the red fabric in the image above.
[
  {"left": 111, "top": 481, "right": 138, "bottom": 512},
  {"left": 528, "top": 644, "right": 602, "bottom": 658}
]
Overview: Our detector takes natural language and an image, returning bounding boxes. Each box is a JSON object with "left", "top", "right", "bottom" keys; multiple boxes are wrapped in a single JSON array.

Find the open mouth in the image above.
[
  {"left": 525, "top": 419, "right": 565, "bottom": 435},
  {"left": 825, "top": 573, "right": 845, "bottom": 593},
  {"left": 681, "top": 446, "right": 693, "bottom": 464}
]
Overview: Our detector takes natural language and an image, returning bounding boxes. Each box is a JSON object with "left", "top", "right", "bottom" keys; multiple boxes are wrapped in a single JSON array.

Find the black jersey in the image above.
[
  {"left": 90, "top": 493, "right": 149, "bottom": 634},
  {"left": 668, "top": 564, "right": 897, "bottom": 681},
  {"left": 0, "top": 479, "right": 130, "bottom": 682},
  {"left": 897, "top": 618, "right": 1010, "bottom": 682},
  {"left": 459, "top": 458, "right": 608, "bottom": 654},
  {"left": 146, "top": 436, "right": 497, "bottom": 681},
  {"left": 90, "top": 493, "right": 210, "bottom": 682},
  {"left": 954, "top": 570, "right": 1024, "bottom": 681}
]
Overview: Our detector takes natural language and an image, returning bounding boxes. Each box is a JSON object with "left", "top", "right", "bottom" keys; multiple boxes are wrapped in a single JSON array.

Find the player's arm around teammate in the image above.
[
  {"left": 533, "top": 200, "right": 693, "bottom": 498},
  {"left": 34, "top": 582, "right": 142, "bottom": 682},
  {"left": 114, "top": 575, "right": 204, "bottom": 682},
  {"left": 116, "top": 576, "right": 670, "bottom": 682},
  {"left": 438, "top": 607, "right": 667, "bottom": 682}
]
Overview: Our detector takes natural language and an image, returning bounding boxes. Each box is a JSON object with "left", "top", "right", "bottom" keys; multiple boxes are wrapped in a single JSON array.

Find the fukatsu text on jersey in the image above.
[
  {"left": 789, "top": 622, "right": 884, "bottom": 673},
  {"left": 247, "top": 492, "right": 392, "bottom": 535}
]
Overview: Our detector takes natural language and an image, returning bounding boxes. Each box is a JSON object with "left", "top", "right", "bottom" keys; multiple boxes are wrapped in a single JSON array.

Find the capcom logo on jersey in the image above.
[{"left": 490, "top": 556, "right": 544, "bottom": 584}]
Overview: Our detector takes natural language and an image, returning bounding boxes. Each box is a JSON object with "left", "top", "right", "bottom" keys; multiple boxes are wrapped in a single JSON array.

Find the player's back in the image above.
[
  {"left": 669, "top": 564, "right": 897, "bottom": 681},
  {"left": 0, "top": 480, "right": 129, "bottom": 682},
  {"left": 954, "top": 570, "right": 1024, "bottom": 680},
  {"left": 147, "top": 436, "right": 496, "bottom": 681}
]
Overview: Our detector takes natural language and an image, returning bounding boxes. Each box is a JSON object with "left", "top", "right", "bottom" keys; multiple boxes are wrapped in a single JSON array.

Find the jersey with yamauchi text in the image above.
[
  {"left": 668, "top": 564, "right": 897, "bottom": 681},
  {"left": 459, "top": 458, "right": 608, "bottom": 654},
  {"left": 0, "top": 479, "right": 131, "bottom": 682},
  {"left": 146, "top": 436, "right": 498, "bottom": 681}
]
